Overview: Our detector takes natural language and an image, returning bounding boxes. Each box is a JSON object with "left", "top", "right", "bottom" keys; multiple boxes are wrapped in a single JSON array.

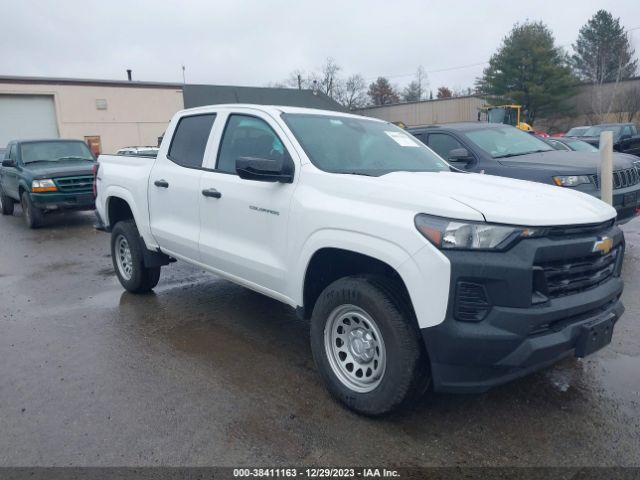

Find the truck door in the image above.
[
  {"left": 148, "top": 113, "right": 216, "bottom": 261},
  {"left": 1, "top": 144, "right": 20, "bottom": 199},
  {"left": 198, "top": 111, "right": 297, "bottom": 297}
]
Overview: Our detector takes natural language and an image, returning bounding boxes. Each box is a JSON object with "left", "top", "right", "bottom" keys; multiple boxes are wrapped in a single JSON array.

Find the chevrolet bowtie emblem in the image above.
[{"left": 593, "top": 237, "right": 613, "bottom": 255}]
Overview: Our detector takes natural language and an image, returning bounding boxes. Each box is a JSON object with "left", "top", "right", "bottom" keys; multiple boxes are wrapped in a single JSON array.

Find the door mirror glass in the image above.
[
  {"left": 236, "top": 155, "right": 293, "bottom": 183},
  {"left": 448, "top": 148, "right": 472, "bottom": 162},
  {"left": 2, "top": 158, "right": 16, "bottom": 167}
]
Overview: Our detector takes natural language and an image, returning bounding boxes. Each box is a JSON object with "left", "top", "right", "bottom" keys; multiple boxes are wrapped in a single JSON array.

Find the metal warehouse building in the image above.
[
  {"left": 0, "top": 76, "right": 342, "bottom": 155},
  {"left": 358, "top": 96, "right": 485, "bottom": 127}
]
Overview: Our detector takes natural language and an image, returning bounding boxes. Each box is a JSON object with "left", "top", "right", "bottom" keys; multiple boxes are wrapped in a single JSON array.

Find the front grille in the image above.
[
  {"left": 590, "top": 168, "right": 640, "bottom": 190},
  {"left": 455, "top": 282, "right": 491, "bottom": 322},
  {"left": 537, "top": 247, "right": 620, "bottom": 299},
  {"left": 54, "top": 175, "right": 94, "bottom": 193}
]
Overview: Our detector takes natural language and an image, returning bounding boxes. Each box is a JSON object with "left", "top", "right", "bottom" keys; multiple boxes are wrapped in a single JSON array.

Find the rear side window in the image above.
[{"left": 168, "top": 114, "right": 216, "bottom": 168}]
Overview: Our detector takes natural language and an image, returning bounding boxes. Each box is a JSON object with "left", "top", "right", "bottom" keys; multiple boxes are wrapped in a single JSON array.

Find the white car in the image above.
[
  {"left": 95, "top": 105, "right": 625, "bottom": 415},
  {"left": 116, "top": 146, "right": 159, "bottom": 157}
]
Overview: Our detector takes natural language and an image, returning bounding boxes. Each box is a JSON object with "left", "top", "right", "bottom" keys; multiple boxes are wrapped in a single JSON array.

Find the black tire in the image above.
[
  {"left": 110, "top": 220, "right": 161, "bottom": 293},
  {"left": 21, "top": 191, "right": 43, "bottom": 228},
  {"left": 0, "top": 187, "right": 14, "bottom": 215},
  {"left": 310, "top": 275, "right": 430, "bottom": 416}
]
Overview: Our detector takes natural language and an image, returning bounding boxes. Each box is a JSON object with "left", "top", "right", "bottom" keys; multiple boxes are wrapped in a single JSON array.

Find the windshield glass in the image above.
[
  {"left": 488, "top": 107, "right": 518, "bottom": 127},
  {"left": 20, "top": 141, "right": 94, "bottom": 163},
  {"left": 464, "top": 126, "right": 553, "bottom": 158},
  {"left": 282, "top": 114, "right": 449, "bottom": 176},
  {"left": 584, "top": 125, "right": 621, "bottom": 137},
  {"left": 565, "top": 139, "right": 598, "bottom": 152},
  {"left": 566, "top": 127, "right": 588, "bottom": 137}
]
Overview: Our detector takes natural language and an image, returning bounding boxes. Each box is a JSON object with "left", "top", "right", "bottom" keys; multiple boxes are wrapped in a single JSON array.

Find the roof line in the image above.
[{"left": 0, "top": 74, "right": 183, "bottom": 89}]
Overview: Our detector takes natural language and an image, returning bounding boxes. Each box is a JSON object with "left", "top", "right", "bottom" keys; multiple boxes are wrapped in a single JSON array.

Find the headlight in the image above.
[
  {"left": 31, "top": 179, "right": 57, "bottom": 192},
  {"left": 415, "top": 214, "right": 545, "bottom": 250},
  {"left": 552, "top": 175, "right": 591, "bottom": 187}
]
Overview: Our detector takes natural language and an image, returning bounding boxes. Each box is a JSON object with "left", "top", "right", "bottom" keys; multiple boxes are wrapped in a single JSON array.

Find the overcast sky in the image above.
[{"left": 1, "top": 0, "right": 638, "bottom": 92}]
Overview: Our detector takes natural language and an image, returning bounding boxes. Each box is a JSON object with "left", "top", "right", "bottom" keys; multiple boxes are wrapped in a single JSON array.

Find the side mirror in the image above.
[
  {"left": 447, "top": 148, "right": 472, "bottom": 163},
  {"left": 236, "top": 155, "right": 294, "bottom": 183},
  {"left": 2, "top": 159, "right": 16, "bottom": 168}
]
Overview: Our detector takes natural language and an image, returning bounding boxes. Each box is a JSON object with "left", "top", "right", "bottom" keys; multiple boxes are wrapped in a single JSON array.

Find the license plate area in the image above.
[
  {"left": 623, "top": 192, "right": 636, "bottom": 207},
  {"left": 575, "top": 314, "right": 615, "bottom": 357}
]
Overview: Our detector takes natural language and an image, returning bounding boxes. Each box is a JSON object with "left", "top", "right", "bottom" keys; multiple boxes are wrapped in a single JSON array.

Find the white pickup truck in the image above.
[{"left": 96, "top": 104, "right": 626, "bottom": 415}]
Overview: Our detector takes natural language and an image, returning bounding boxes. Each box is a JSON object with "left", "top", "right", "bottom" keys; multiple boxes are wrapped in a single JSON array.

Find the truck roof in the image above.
[{"left": 174, "top": 104, "right": 383, "bottom": 122}]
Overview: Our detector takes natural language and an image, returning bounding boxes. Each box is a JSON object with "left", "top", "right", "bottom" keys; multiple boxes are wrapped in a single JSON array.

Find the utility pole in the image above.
[{"left": 182, "top": 65, "right": 186, "bottom": 84}]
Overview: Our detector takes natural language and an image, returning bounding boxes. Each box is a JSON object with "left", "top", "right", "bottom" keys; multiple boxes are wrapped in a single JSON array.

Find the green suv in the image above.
[{"left": 0, "top": 139, "right": 96, "bottom": 228}]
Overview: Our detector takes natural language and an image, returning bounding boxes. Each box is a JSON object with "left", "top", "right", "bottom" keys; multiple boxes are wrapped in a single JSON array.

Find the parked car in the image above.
[
  {"left": 542, "top": 137, "right": 599, "bottom": 152},
  {"left": 0, "top": 139, "right": 96, "bottom": 228},
  {"left": 408, "top": 123, "right": 640, "bottom": 223},
  {"left": 116, "top": 146, "right": 159, "bottom": 157},
  {"left": 565, "top": 126, "right": 590, "bottom": 138},
  {"left": 580, "top": 123, "right": 640, "bottom": 156},
  {"left": 96, "top": 104, "right": 625, "bottom": 415}
]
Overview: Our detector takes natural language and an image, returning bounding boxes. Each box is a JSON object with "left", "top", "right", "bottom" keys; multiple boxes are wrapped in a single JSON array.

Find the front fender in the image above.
[{"left": 292, "top": 229, "right": 451, "bottom": 329}]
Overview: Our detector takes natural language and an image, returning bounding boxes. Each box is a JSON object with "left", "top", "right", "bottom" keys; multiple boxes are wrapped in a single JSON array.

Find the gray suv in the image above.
[{"left": 408, "top": 123, "right": 640, "bottom": 223}]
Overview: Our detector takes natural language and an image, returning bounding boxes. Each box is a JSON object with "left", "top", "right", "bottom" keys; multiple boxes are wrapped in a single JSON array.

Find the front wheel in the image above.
[
  {"left": 310, "top": 276, "right": 430, "bottom": 416},
  {"left": 111, "top": 220, "right": 161, "bottom": 293},
  {"left": 21, "top": 191, "right": 43, "bottom": 228}
]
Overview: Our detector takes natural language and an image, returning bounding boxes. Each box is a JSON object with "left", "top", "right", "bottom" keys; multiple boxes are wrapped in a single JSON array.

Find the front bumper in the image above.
[
  {"left": 422, "top": 222, "right": 625, "bottom": 393},
  {"left": 31, "top": 192, "right": 95, "bottom": 211}
]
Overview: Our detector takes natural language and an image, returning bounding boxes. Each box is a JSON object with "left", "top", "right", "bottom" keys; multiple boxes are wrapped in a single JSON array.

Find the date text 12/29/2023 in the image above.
[{"left": 233, "top": 468, "right": 400, "bottom": 478}]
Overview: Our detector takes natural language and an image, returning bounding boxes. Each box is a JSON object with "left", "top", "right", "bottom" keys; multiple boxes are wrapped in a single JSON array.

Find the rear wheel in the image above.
[
  {"left": 21, "top": 191, "right": 43, "bottom": 228},
  {"left": 310, "top": 276, "right": 430, "bottom": 416},
  {"left": 0, "top": 187, "right": 14, "bottom": 215},
  {"left": 111, "top": 220, "right": 161, "bottom": 293}
]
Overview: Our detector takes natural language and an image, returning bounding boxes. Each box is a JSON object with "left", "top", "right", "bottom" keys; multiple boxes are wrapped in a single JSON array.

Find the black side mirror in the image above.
[
  {"left": 2, "top": 159, "right": 16, "bottom": 168},
  {"left": 236, "top": 155, "right": 294, "bottom": 183},
  {"left": 447, "top": 148, "right": 472, "bottom": 163}
]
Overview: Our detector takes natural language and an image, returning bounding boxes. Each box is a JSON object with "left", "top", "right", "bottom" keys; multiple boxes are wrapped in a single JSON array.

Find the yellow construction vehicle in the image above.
[{"left": 483, "top": 105, "right": 533, "bottom": 132}]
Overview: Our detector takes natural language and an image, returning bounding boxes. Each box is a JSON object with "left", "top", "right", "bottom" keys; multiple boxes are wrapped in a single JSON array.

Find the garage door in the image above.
[{"left": 0, "top": 95, "right": 59, "bottom": 147}]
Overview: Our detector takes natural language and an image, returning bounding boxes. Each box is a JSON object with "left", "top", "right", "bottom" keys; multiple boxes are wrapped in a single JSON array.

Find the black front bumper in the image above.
[{"left": 422, "top": 223, "right": 625, "bottom": 393}]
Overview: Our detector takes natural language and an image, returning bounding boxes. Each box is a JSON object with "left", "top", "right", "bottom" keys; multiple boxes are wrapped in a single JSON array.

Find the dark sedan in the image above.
[{"left": 408, "top": 123, "right": 640, "bottom": 223}]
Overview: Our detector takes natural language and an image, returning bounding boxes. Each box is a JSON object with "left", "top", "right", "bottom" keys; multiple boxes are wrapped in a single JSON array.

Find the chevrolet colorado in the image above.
[{"left": 96, "top": 105, "right": 626, "bottom": 415}]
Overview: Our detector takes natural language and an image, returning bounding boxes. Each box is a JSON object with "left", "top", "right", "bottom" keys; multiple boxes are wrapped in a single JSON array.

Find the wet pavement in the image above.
[{"left": 0, "top": 208, "right": 639, "bottom": 467}]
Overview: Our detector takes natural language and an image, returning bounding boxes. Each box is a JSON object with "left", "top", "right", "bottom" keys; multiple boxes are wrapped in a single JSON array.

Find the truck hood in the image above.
[
  {"left": 496, "top": 150, "right": 634, "bottom": 172},
  {"left": 379, "top": 171, "right": 616, "bottom": 226},
  {"left": 25, "top": 159, "right": 96, "bottom": 179}
]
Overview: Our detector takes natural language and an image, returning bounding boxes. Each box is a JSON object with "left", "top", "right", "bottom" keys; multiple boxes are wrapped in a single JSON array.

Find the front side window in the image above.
[
  {"left": 428, "top": 133, "right": 465, "bottom": 159},
  {"left": 464, "top": 126, "right": 553, "bottom": 159},
  {"left": 168, "top": 114, "right": 216, "bottom": 168},
  {"left": 20, "top": 141, "right": 94, "bottom": 164},
  {"left": 217, "top": 115, "right": 286, "bottom": 174},
  {"left": 282, "top": 114, "right": 448, "bottom": 176}
]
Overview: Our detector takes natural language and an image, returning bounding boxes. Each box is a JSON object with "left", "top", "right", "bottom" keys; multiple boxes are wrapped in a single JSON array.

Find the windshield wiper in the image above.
[
  {"left": 24, "top": 159, "right": 57, "bottom": 164},
  {"left": 57, "top": 156, "right": 93, "bottom": 161},
  {"left": 495, "top": 149, "right": 551, "bottom": 158}
]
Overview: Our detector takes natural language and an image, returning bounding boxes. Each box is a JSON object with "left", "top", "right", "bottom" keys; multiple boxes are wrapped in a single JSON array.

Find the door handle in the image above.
[
  {"left": 201, "top": 188, "right": 222, "bottom": 199},
  {"left": 154, "top": 179, "right": 169, "bottom": 188}
]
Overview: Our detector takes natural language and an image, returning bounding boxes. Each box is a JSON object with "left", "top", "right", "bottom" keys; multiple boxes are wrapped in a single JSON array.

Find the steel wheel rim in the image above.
[
  {"left": 324, "top": 304, "right": 386, "bottom": 393},
  {"left": 115, "top": 234, "right": 133, "bottom": 280}
]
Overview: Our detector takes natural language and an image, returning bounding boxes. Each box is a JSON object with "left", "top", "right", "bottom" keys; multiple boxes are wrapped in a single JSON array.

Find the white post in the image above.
[{"left": 599, "top": 131, "right": 613, "bottom": 206}]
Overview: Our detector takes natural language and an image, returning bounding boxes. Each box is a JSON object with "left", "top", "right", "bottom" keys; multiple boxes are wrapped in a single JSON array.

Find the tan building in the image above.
[
  {"left": 358, "top": 96, "right": 486, "bottom": 127},
  {"left": 0, "top": 76, "right": 184, "bottom": 154}
]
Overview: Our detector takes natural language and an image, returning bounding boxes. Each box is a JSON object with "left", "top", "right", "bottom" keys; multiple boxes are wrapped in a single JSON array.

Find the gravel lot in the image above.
[{"left": 0, "top": 208, "right": 639, "bottom": 467}]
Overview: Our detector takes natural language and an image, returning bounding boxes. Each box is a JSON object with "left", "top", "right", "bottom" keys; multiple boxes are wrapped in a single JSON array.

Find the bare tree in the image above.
[
  {"left": 336, "top": 74, "right": 368, "bottom": 110},
  {"left": 614, "top": 86, "right": 640, "bottom": 122},
  {"left": 310, "top": 58, "right": 342, "bottom": 99},
  {"left": 402, "top": 66, "right": 428, "bottom": 102}
]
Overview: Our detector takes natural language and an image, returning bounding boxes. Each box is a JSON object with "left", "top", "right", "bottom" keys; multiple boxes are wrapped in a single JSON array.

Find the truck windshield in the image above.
[
  {"left": 465, "top": 126, "right": 553, "bottom": 158},
  {"left": 584, "top": 125, "right": 622, "bottom": 137},
  {"left": 20, "top": 141, "right": 94, "bottom": 164},
  {"left": 282, "top": 114, "right": 449, "bottom": 176}
]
